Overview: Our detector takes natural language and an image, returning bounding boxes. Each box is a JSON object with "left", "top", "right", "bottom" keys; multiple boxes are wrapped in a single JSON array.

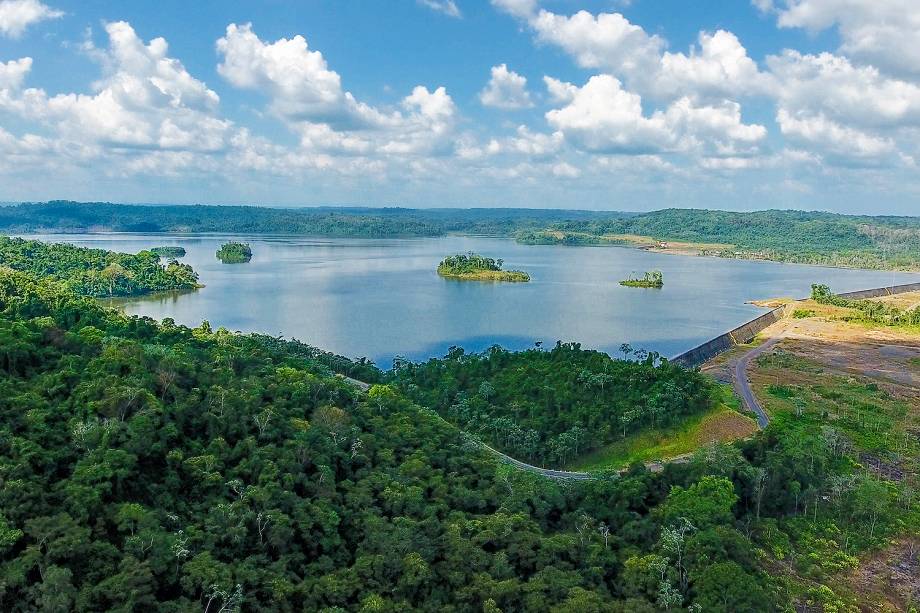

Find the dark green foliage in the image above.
[
  {"left": 0, "top": 265, "right": 910, "bottom": 611},
  {"left": 390, "top": 343, "right": 715, "bottom": 467},
  {"left": 0, "top": 236, "right": 198, "bottom": 297},
  {"left": 150, "top": 246, "right": 186, "bottom": 258},
  {"left": 216, "top": 242, "right": 252, "bottom": 264},
  {"left": 439, "top": 253, "right": 504, "bottom": 274}
]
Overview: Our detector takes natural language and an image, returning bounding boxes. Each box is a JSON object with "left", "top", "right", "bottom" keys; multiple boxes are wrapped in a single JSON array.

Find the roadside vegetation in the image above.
[
  {"left": 620, "top": 271, "right": 664, "bottom": 288},
  {"left": 216, "top": 241, "right": 252, "bottom": 264},
  {"left": 436, "top": 253, "right": 529, "bottom": 282},
  {"left": 0, "top": 236, "right": 198, "bottom": 297}
]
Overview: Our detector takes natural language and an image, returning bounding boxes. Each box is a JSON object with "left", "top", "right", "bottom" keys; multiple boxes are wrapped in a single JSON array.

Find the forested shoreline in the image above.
[{"left": 3, "top": 201, "right": 919, "bottom": 270}]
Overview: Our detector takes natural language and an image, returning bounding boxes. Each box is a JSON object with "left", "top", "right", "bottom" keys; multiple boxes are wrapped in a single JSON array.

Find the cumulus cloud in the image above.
[
  {"left": 776, "top": 109, "right": 897, "bottom": 161},
  {"left": 773, "top": 0, "right": 920, "bottom": 78},
  {"left": 497, "top": 3, "right": 769, "bottom": 102},
  {"left": 417, "top": 0, "right": 461, "bottom": 18},
  {"left": 0, "top": 0, "right": 61, "bottom": 38},
  {"left": 217, "top": 23, "right": 457, "bottom": 156},
  {"left": 545, "top": 75, "right": 766, "bottom": 156},
  {"left": 0, "top": 57, "right": 31, "bottom": 90},
  {"left": 0, "top": 21, "right": 230, "bottom": 152},
  {"left": 479, "top": 64, "right": 533, "bottom": 109}
]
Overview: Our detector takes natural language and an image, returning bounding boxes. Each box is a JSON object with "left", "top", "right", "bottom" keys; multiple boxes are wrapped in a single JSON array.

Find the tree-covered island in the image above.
[
  {"left": 216, "top": 241, "right": 252, "bottom": 263},
  {"left": 437, "top": 253, "right": 530, "bottom": 282},
  {"left": 620, "top": 270, "right": 663, "bottom": 288},
  {"left": 150, "top": 246, "right": 186, "bottom": 258}
]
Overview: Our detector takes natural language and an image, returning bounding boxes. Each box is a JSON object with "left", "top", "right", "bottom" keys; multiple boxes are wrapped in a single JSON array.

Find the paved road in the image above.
[{"left": 732, "top": 337, "right": 781, "bottom": 428}]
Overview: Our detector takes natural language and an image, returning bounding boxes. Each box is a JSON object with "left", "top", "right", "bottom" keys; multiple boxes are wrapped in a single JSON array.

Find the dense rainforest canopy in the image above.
[
  {"left": 0, "top": 236, "right": 198, "bottom": 298},
  {"left": 0, "top": 238, "right": 914, "bottom": 611},
  {"left": 390, "top": 343, "right": 713, "bottom": 467},
  {"left": 2, "top": 202, "right": 918, "bottom": 269}
]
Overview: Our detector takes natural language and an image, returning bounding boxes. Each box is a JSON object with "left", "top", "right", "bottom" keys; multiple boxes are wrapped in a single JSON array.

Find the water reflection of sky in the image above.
[{"left": 25, "top": 233, "right": 919, "bottom": 368}]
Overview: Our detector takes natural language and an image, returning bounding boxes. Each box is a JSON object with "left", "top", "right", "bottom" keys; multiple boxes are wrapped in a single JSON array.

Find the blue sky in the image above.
[{"left": 0, "top": 0, "right": 918, "bottom": 214}]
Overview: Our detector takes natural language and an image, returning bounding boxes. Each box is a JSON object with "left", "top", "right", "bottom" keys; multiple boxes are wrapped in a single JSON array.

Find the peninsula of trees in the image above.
[
  {"left": 216, "top": 241, "right": 252, "bottom": 263},
  {"left": 150, "top": 246, "right": 186, "bottom": 258},
  {"left": 0, "top": 236, "right": 198, "bottom": 297},
  {"left": 437, "top": 253, "right": 530, "bottom": 282},
  {"left": 620, "top": 270, "right": 664, "bottom": 288}
]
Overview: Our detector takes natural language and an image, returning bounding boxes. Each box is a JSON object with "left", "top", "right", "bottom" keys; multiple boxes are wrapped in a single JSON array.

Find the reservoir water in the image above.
[{"left": 24, "top": 233, "right": 919, "bottom": 367}]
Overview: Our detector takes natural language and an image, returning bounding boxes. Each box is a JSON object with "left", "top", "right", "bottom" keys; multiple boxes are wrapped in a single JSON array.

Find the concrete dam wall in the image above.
[{"left": 670, "top": 281, "right": 920, "bottom": 368}]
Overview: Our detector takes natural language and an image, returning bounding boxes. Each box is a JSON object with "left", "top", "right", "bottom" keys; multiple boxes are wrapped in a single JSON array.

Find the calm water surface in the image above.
[{"left": 25, "top": 233, "right": 918, "bottom": 367}]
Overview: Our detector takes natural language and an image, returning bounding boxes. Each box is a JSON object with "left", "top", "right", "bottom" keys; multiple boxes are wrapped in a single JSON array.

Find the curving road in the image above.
[{"left": 732, "top": 337, "right": 781, "bottom": 428}]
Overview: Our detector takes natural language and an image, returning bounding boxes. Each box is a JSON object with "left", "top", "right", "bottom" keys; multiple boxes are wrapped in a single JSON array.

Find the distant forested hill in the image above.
[
  {"left": 0, "top": 201, "right": 622, "bottom": 237},
  {"left": 3, "top": 201, "right": 919, "bottom": 269}
]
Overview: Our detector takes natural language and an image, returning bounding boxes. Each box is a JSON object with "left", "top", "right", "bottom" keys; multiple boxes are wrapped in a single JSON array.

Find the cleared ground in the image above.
[
  {"left": 567, "top": 401, "right": 757, "bottom": 471},
  {"left": 728, "top": 291, "right": 920, "bottom": 611}
]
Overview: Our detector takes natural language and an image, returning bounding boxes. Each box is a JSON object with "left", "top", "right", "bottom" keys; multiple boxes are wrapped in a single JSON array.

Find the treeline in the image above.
[
  {"left": 0, "top": 202, "right": 615, "bottom": 238},
  {"left": 390, "top": 343, "right": 715, "bottom": 467},
  {"left": 0, "top": 236, "right": 198, "bottom": 297},
  {"left": 0, "top": 268, "right": 913, "bottom": 610},
  {"left": 542, "top": 209, "right": 920, "bottom": 270}
]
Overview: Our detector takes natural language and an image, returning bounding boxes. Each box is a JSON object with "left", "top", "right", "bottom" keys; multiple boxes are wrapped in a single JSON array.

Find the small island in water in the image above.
[
  {"left": 620, "top": 270, "right": 663, "bottom": 288},
  {"left": 216, "top": 241, "right": 253, "bottom": 263},
  {"left": 150, "top": 246, "right": 186, "bottom": 258},
  {"left": 437, "top": 253, "right": 530, "bottom": 282}
]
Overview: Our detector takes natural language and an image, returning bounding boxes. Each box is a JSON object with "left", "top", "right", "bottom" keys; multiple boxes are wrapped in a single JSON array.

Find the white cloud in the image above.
[
  {"left": 530, "top": 9, "right": 663, "bottom": 77},
  {"left": 0, "top": 56, "right": 31, "bottom": 90},
  {"left": 653, "top": 30, "right": 774, "bottom": 99},
  {"left": 545, "top": 75, "right": 673, "bottom": 153},
  {"left": 545, "top": 75, "right": 766, "bottom": 157},
  {"left": 0, "top": 21, "right": 230, "bottom": 152},
  {"left": 417, "top": 0, "right": 461, "bottom": 18},
  {"left": 768, "top": 50, "right": 920, "bottom": 129},
  {"left": 773, "top": 0, "right": 920, "bottom": 78},
  {"left": 216, "top": 23, "right": 393, "bottom": 129},
  {"left": 217, "top": 23, "right": 457, "bottom": 157},
  {"left": 479, "top": 64, "right": 533, "bottom": 109},
  {"left": 776, "top": 108, "right": 897, "bottom": 161},
  {"left": 497, "top": 4, "right": 769, "bottom": 103},
  {"left": 0, "top": 0, "right": 61, "bottom": 38},
  {"left": 543, "top": 76, "right": 577, "bottom": 104}
]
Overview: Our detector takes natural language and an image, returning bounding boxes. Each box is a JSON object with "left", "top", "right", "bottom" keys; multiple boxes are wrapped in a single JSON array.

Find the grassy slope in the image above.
[{"left": 568, "top": 391, "right": 757, "bottom": 471}]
